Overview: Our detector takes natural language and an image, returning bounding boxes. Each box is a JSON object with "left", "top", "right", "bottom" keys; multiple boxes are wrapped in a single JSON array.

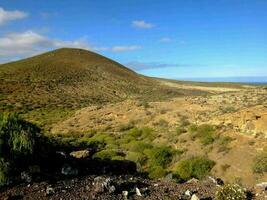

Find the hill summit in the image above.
[{"left": 0, "top": 48, "right": 180, "bottom": 112}]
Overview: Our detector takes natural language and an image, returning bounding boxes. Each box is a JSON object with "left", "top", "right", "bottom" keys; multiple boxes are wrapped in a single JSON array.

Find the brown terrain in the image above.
[{"left": 51, "top": 83, "right": 267, "bottom": 187}]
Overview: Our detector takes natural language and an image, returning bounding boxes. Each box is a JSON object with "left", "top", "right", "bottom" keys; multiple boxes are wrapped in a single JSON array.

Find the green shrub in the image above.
[
  {"left": 78, "top": 132, "right": 116, "bottom": 150},
  {"left": 189, "top": 124, "right": 216, "bottom": 145},
  {"left": 145, "top": 146, "right": 173, "bottom": 167},
  {"left": 93, "top": 149, "right": 123, "bottom": 160},
  {"left": 126, "top": 152, "right": 147, "bottom": 167},
  {"left": 175, "top": 156, "right": 215, "bottom": 180},
  {"left": 0, "top": 113, "right": 40, "bottom": 158},
  {"left": 221, "top": 106, "right": 237, "bottom": 114},
  {"left": 122, "top": 141, "right": 152, "bottom": 153},
  {"left": 215, "top": 184, "right": 246, "bottom": 200},
  {"left": 0, "top": 158, "right": 10, "bottom": 186},
  {"left": 127, "top": 127, "right": 154, "bottom": 141},
  {"left": 188, "top": 124, "right": 198, "bottom": 133},
  {"left": 253, "top": 151, "right": 267, "bottom": 173},
  {"left": 148, "top": 166, "right": 167, "bottom": 179},
  {"left": 0, "top": 113, "right": 41, "bottom": 185}
]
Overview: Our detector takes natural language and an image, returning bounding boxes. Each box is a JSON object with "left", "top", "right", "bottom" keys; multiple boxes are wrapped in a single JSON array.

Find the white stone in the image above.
[
  {"left": 191, "top": 194, "right": 200, "bottom": 200},
  {"left": 136, "top": 187, "right": 142, "bottom": 196}
]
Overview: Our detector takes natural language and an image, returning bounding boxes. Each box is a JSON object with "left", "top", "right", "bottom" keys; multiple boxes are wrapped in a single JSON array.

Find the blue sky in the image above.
[{"left": 0, "top": 0, "right": 267, "bottom": 80}]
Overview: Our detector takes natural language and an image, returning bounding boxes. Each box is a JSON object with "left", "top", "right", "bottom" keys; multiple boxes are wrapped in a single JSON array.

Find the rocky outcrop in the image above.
[{"left": 211, "top": 105, "right": 267, "bottom": 138}]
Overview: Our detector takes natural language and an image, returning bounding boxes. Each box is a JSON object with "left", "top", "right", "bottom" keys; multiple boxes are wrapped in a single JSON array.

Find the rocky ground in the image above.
[
  {"left": 0, "top": 175, "right": 216, "bottom": 200},
  {"left": 1, "top": 174, "right": 267, "bottom": 200},
  {"left": 0, "top": 147, "right": 266, "bottom": 200}
]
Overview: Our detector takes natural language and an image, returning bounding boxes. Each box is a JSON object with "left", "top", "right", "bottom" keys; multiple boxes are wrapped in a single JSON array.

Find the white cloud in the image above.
[
  {"left": 132, "top": 20, "right": 154, "bottom": 29},
  {"left": 159, "top": 37, "right": 171, "bottom": 43},
  {"left": 111, "top": 45, "right": 141, "bottom": 53},
  {"left": 0, "top": 7, "right": 28, "bottom": 25},
  {"left": 0, "top": 31, "right": 141, "bottom": 61},
  {"left": 0, "top": 31, "right": 92, "bottom": 58}
]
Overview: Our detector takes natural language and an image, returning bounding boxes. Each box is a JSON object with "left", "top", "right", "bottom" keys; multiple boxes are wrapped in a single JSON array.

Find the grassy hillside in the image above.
[
  {"left": 0, "top": 48, "right": 202, "bottom": 127},
  {"left": 0, "top": 48, "right": 179, "bottom": 111}
]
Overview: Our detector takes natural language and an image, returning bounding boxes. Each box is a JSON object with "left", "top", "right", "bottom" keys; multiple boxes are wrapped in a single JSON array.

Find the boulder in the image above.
[
  {"left": 93, "top": 176, "right": 116, "bottom": 194},
  {"left": 191, "top": 194, "right": 200, "bottom": 200},
  {"left": 20, "top": 171, "right": 32, "bottom": 183},
  {"left": 70, "top": 149, "right": 91, "bottom": 159},
  {"left": 61, "top": 163, "right": 78, "bottom": 176}
]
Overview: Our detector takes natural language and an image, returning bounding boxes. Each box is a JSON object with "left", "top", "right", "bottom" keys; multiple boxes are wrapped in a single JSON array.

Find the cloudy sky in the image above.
[{"left": 0, "top": 0, "right": 267, "bottom": 80}]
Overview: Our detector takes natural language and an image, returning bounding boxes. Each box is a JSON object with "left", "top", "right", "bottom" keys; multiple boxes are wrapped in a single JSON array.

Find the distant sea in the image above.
[{"left": 177, "top": 76, "right": 267, "bottom": 85}]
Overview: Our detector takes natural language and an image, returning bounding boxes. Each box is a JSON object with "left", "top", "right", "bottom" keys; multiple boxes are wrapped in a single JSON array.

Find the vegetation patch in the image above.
[
  {"left": 252, "top": 150, "right": 267, "bottom": 173},
  {"left": 174, "top": 156, "right": 216, "bottom": 181},
  {"left": 189, "top": 124, "right": 217, "bottom": 145},
  {"left": 0, "top": 113, "right": 42, "bottom": 185}
]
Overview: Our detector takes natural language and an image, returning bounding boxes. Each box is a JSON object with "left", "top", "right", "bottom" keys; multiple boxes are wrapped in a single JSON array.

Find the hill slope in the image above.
[{"left": 0, "top": 48, "right": 185, "bottom": 113}]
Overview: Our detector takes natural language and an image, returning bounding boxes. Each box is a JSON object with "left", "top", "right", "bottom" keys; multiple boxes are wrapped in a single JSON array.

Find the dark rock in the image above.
[
  {"left": 61, "top": 163, "right": 79, "bottom": 176},
  {"left": 93, "top": 176, "right": 116, "bottom": 194},
  {"left": 20, "top": 171, "right": 32, "bottom": 183}
]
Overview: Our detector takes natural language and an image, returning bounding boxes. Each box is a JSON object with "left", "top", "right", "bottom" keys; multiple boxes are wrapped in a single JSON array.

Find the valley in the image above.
[{"left": 0, "top": 48, "right": 266, "bottom": 199}]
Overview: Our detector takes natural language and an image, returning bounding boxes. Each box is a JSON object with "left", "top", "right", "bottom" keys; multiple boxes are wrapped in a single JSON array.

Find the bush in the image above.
[
  {"left": 189, "top": 124, "right": 216, "bottom": 145},
  {"left": 215, "top": 184, "right": 246, "bottom": 200},
  {"left": 175, "top": 156, "right": 215, "bottom": 180},
  {"left": 122, "top": 141, "right": 152, "bottom": 153},
  {"left": 0, "top": 158, "right": 10, "bottom": 186},
  {"left": 93, "top": 149, "right": 124, "bottom": 160},
  {"left": 78, "top": 132, "right": 116, "bottom": 150},
  {"left": 252, "top": 151, "right": 267, "bottom": 173},
  {"left": 126, "top": 152, "right": 147, "bottom": 167},
  {"left": 148, "top": 166, "right": 167, "bottom": 179},
  {"left": 0, "top": 113, "right": 40, "bottom": 158},
  {"left": 0, "top": 113, "right": 41, "bottom": 185},
  {"left": 145, "top": 146, "right": 174, "bottom": 168}
]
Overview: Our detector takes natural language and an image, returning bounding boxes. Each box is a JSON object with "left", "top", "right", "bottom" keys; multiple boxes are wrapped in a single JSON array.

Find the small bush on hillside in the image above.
[
  {"left": 122, "top": 141, "right": 152, "bottom": 153},
  {"left": 0, "top": 113, "right": 40, "bottom": 158},
  {"left": 0, "top": 158, "right": 10, "bottom": 186},
  {"left": 126, "top": 152, "right": 147, "bottom": 167},
  {"left": 148, "top": 166, "right": 167, "bottom": 179},
  {"left": 126, "top": 127, "right": 155, "bottom": 141},
  {"left": 93, "top": 149, "right": 124, "bottom": 160},
  {"left": 189, "top": 124, "right": 216, "bottom": 145},
  {"left": 175, "top": 156, "right": 215, "bottom": 180},
  {"left": 215, "top": 184, "right": 246, "bottom": 200},
  {"left": 0, "top": 113, "right": 41, "bottom": 185},
  {"left": 145, "top": 146, "right": 174, "bottom": 168},
  {"left": 252, "top": 151, "right": 267, "bottom": 173},
  {"left": 188, "top": 124, "right": 198, "bottom": 134},
  {"left": 220, "top": 106, "right": 237, "bottom": 114},
  {"left": 78, "top": 132, "right": 116, "bottom": 150}
]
